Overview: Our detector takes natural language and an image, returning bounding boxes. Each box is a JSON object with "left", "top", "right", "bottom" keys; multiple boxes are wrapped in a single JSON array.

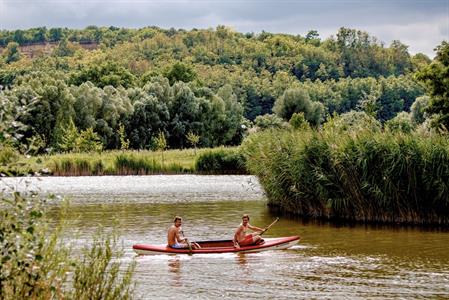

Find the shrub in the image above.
[
  {"left": 0, "top": 190, "right": 135, "bottom": 299},
  {"left": 195, "top": 148, "right": 247, "bottom": 174}
]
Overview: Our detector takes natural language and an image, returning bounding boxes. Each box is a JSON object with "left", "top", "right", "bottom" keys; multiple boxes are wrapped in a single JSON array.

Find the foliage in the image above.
[
  {"left": 3, "top": 42, "right": 21, "bottom": 64},
  {"left": 289, "top": 112, "right": 310, "bottom": 130},
  {"left": 76, "top": 128, "right": 103, "bottom": 153},
  {"left": 0, "top": 145, "right": 19, "bottom": 166},
  {"left": 417, "top": 41, "right": 449, "bottom": 130},
  {"left": 273, "top": 88, "right": 325, "bottom": 126},
  {"left": 254, "top": 114, "right": 284, "bottom": 129},
  {"left": 242, "top": 126, "right": 449, "bottom": 225},
  {"left": 0, "top": 190, "right": 135, "bottom": 299},
  {"left": 186, "top": 131, "right": 200, "bottom": 155},
  {"left": 195, "top": 148, "right": 247, "bottom": 174},
  {"left": 0, "top": 25, "right": 430, "bottom": 153},
  {"left": 153, "top": 130, "right": 167, "bottom": 152},
  {"left": 410, "top": 96, "right": 430, "bottom": 125},
  {"left": 69, "top": 62, "right": 136, "bottom": 88},
  {"left": 164, "top": 62, "right": 197, "bottom": 85},
  {"left": 118, "top": 123, "right": 130, "bottom": 150},
  {"left": 58, "top": 119, "right": 103, "bottom": 153},
  {"left": 322, "top": 111, "right": 382, "bottom": 133},
  {"left": 384, "top": 111, "right": 414, "bottom": 133}
]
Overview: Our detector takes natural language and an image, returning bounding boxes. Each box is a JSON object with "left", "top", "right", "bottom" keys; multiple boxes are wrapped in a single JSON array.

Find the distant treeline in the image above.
[{"left": 0, "top": 26, "right": 434, "bottom": 154}]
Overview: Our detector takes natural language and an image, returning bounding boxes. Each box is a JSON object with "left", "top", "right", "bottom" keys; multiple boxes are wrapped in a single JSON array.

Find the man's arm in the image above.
[
  {"left": 248, "top": 224, "right": 265, "bottom": 232},
  {"left": 233, "top": 225, "right": 243, "bottom": 247},
  {"left": 175, "top": 229, "right": 187, "bottom": 243}
]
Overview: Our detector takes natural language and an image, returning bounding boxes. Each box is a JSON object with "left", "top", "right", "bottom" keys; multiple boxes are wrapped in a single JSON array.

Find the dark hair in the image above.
[
  {"left": 242, "top": 214, "right": 249, "bottom": 220},
  {"left": 173, "top": 216, "right": 182, "bottom": 222}
]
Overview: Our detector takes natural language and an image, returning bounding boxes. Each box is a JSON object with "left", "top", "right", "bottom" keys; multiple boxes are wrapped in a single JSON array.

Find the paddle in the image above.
[
  {"left": 181, "top": 230, "right": 193, "bottom": 254},
  {"left": 185, "top": 238, "right": 193, "bottom": 254},
  {"left": 260, "top": 217, "right": 280, "bottom": 236}
]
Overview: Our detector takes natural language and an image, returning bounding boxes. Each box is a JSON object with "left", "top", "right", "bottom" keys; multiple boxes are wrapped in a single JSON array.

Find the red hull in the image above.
[{"left": 133, "top": 236, "right": 300, "bottom": 255}]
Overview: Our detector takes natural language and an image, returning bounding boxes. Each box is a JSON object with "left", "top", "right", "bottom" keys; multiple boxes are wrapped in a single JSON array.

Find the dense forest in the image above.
[{"left": 0, "top": 25, "right": 441, "bottom": 154}]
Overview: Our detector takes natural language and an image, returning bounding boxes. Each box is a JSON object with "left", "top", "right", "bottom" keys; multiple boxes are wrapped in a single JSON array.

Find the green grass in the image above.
[{"left": 1, "top": 147, "right": 242, "bottom": 176}]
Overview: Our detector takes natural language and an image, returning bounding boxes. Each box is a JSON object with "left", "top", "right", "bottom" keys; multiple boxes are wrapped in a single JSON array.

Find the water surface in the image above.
[{"left": 2, "top": 175, "right": 448, "bottom": 299}]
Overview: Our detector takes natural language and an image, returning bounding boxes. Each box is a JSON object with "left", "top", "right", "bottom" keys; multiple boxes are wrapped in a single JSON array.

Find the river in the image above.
[{"left": 1, "top": 175, "right": 449, "bottom": 299}]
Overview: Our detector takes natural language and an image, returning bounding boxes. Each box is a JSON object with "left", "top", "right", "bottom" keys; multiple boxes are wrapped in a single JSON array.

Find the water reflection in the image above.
[{"left": 168, "top": 257, "right": 182, "bottom": 287}]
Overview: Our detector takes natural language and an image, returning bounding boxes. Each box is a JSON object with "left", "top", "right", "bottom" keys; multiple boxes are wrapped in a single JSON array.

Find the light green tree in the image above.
[
  {"left": 118, "top": 123, "right": 129, "bottom": 151},
  {"left": 154, "top": 131, "right": 167, "bottom": 166},
  {"left": 186, "top": 131, "right": 200, "bottom": 155}
]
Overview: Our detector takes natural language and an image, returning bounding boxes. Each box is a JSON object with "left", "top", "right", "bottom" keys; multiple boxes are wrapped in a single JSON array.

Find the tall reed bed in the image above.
[
  {"left": 242, "top": 128, "right": 449, "bottom": 225},
  {"left": 114, "top": 153, "right": 188, "bottom": 175},
  {"left": 48, "top": 147, "right": 244, "bottom": 176}
]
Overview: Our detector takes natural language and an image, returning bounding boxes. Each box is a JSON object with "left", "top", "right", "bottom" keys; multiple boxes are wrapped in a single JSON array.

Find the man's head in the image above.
[
  {"left": 173, "top": 216, "right": 182, "bottom": 227},
  {"left": 242, "top": 214, "right": 249, "bottom": 225}
]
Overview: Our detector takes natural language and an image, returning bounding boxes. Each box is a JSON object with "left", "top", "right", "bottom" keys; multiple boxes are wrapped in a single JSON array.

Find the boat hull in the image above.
[{"left": 133, "top": 236, "right": 300, "bottom": 255}]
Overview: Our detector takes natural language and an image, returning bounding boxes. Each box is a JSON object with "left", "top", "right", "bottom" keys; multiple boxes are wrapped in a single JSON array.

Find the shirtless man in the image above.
[
  {"left": 167, "top": 216, "right": 200, "bottom": 249},
  {"left": 233, "top": 214, "right": 265, "bottom": 248}
]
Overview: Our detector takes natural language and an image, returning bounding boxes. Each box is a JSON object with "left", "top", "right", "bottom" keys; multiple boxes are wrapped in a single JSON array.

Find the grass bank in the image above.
[
  {"left": 242, "top": 128, "right": 449, "bottom": 225},
  {"left": 0, "top": 146, "right": 246, "bottom": 176}
]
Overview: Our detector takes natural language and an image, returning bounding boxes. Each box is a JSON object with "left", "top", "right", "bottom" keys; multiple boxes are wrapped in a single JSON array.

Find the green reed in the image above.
[
  {"left": 242, "top": 128, "right": 449, "bottom": 225},
  {"left": 195, "top": 148, "right": 247, "bottom": 174}
]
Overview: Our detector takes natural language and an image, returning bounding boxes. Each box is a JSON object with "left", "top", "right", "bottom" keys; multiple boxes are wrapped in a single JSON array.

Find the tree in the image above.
[
  {"left": 53, "top": 38, "right": 75, "bottom": 57},
  {"left": 273, "top": 88, "right": 323, "bottom": 126},
  {"left": 58, "top": 118, "right": 79, "bottom": 152},
  {"left": 76, "top": 128, "right": 103, "bottom": 152},
  {"left": 186, "top": 131, "right": 200, "bottom": 155},
  {"left": 417, "top": 41, "right": 449, "bottom": 130},
  {"left": 410, "top": 96, "right": 430, "bottom": 125},
  {"left": 254, "top": 114, "right": 283, "bottom": 129},
  {"left": 289, "top": 112, "right": 310, "bottom": 130},
  {"left": 385, "top": 111, "right": 413, "bottom": 133},
  {"left": 164, "top": 62, "right": 197, "bottom": 85},
  {"left": 3, "top": 42, "right": 21, "bottom": 64},
  {"left": 118, "top": 123, "right": 129, "bottom": 151},
  {"left": 70, "top": 62, "right": 136, "bottom": 88},
  {"left": 154, "top": 130, "right": 167, "bottom": 166}
]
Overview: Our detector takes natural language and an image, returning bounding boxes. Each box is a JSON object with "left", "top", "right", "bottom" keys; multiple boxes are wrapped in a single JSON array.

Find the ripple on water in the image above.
[{"left": 2, "top": 175, "right": 449, "bottom": 299}]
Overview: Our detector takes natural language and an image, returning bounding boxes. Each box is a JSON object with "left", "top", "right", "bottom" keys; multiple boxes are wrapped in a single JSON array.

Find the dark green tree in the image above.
[
  {"left": 164, "top": 62, "right": 197, "bottom": 85},
  {"left": 70, "top": 62, "right": 136, "bottom": 88},
  {"left": 417, "top": 41, "right": 449, "bottom": 129}
]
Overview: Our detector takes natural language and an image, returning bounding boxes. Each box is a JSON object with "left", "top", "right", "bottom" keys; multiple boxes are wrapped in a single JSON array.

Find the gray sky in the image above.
[{"left": 1, "top": 0, "right": 448, "bottom": 57}]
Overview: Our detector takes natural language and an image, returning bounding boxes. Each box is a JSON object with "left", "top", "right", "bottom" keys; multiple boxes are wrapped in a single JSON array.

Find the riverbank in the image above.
[{"left": 0, "top": 146, "right": 246, "bottom": 176}]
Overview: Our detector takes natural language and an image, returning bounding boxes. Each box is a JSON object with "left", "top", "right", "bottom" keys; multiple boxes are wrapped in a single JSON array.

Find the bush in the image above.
[
  {"left": 195, "top": 148, "right": 247, "bottom": 174},
  {"left": 0, "top": 190, "right": 135, "bottom": 299}
]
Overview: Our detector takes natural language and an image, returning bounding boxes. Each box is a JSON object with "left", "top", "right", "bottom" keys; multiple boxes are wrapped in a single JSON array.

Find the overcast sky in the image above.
[{"left": 0, "top": 0, "right": 448, "bottom": 57}]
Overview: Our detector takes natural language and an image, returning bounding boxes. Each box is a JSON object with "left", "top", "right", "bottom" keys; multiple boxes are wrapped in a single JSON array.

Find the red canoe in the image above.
[{"left": 133, "top": 236, "right": 300, "bottom": 255}]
